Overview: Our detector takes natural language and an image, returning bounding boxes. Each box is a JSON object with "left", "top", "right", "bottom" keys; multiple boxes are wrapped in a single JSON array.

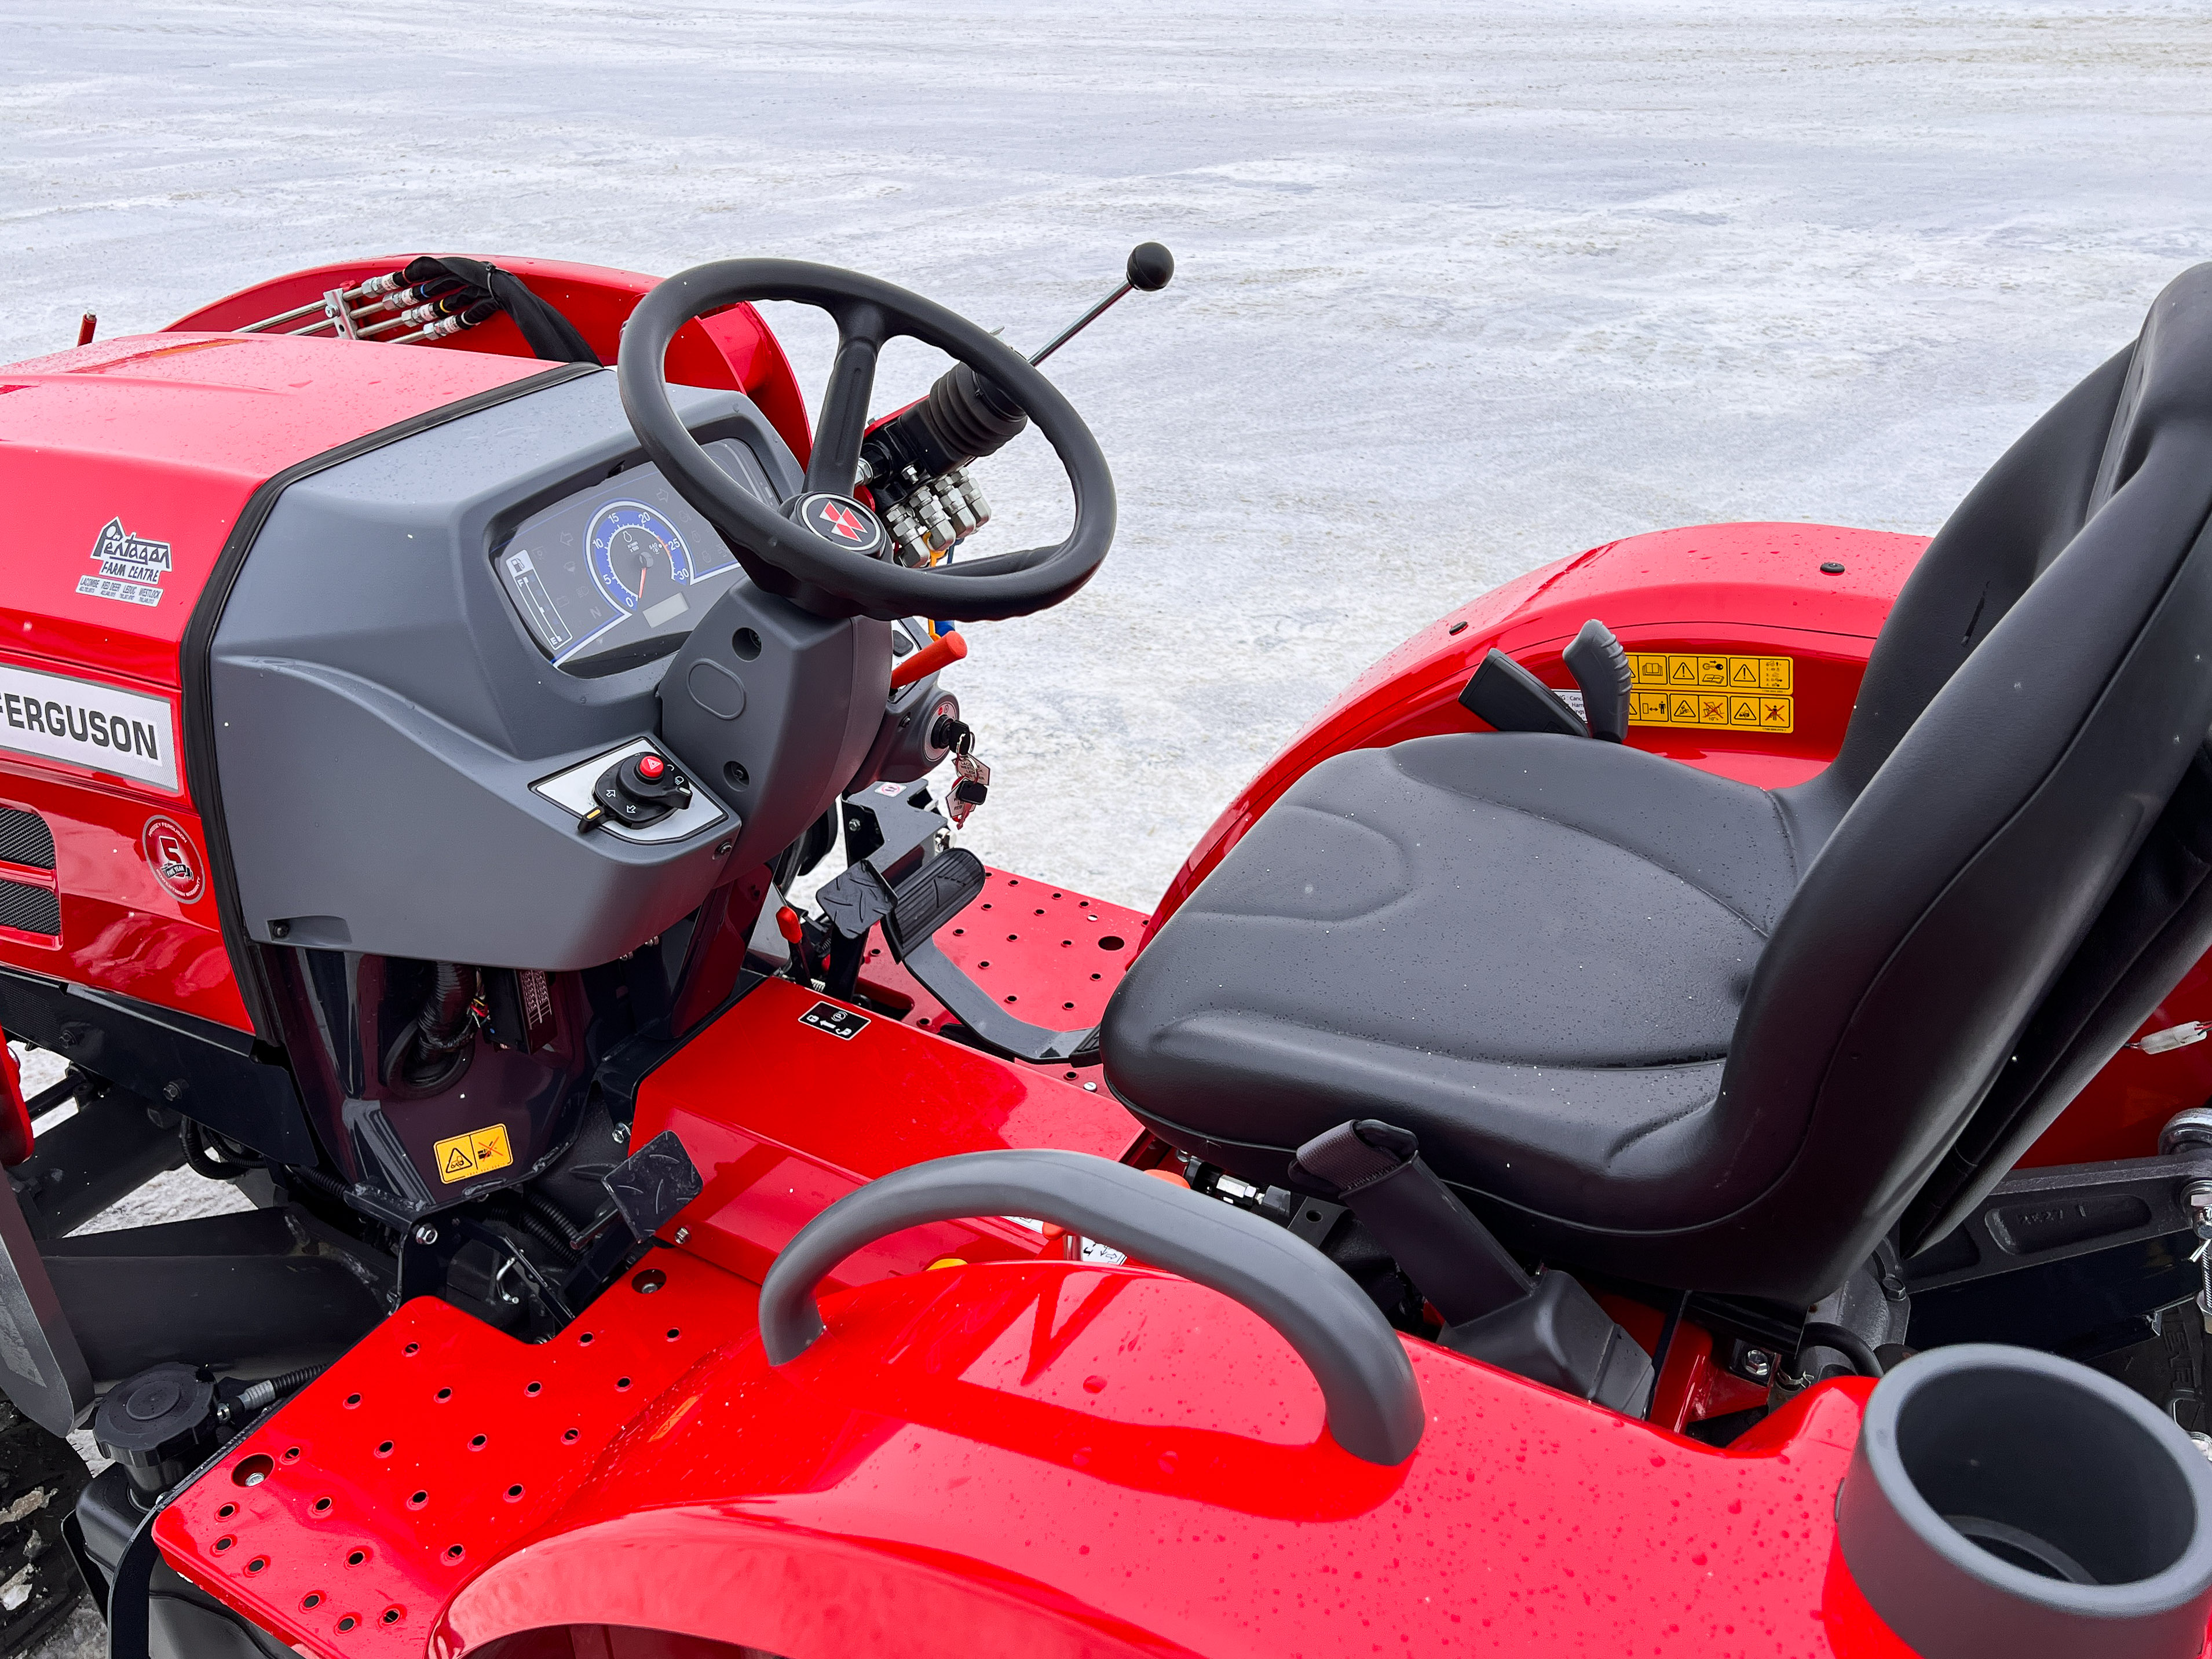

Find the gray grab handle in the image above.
[{"left": 758, "top": 1148, "right": 1424, "bottom": 1466}]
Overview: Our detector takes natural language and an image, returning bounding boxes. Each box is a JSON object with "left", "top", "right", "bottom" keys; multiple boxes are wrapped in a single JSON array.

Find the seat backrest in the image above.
[{"left": 1705, "top": 264, "right": 2212, "bottom": 1303}]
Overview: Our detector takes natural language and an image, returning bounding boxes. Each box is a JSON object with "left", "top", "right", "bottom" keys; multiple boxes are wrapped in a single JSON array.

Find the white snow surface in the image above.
[
  {"left": 3, "top": 2, "right": 2210, "bottom": 1651},
  {"left": 8, "top": 0, "right": 2209, "bottom": 912}
]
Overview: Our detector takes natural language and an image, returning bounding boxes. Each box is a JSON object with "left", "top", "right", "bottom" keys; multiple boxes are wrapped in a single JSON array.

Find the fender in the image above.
[
  {"left": 1149, "top": 521, "right": 1928, "bottom": 937},
  {"left": 408, "top": 1260, "right": 1903, "bottom": 1659}
]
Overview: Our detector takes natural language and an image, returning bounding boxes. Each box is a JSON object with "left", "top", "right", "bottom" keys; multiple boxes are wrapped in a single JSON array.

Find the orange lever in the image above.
[{"left": 889, "top": 629, "right": 968, "bottom": 693}]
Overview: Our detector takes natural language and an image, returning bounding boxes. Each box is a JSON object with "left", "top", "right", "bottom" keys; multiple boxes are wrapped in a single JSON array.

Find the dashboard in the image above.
[{"left": 493, "top": 439, "right": 774, "bottom": 675}]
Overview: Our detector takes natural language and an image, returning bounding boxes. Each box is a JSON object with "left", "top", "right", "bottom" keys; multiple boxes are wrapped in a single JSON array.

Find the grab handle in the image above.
[{"left": 758, "top": 1148, "right": 1424, "bottom": 1466}]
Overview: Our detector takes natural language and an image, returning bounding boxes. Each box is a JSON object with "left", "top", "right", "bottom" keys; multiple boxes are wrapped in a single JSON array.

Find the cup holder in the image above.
[{"left": 1838, "top": 1343, "right": 2212, "bottom": 1658}]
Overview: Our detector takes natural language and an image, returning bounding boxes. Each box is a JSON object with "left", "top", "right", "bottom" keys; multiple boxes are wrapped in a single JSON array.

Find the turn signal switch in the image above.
[{"left": 577, "top": 750, "right": 691, "bottom": 834}]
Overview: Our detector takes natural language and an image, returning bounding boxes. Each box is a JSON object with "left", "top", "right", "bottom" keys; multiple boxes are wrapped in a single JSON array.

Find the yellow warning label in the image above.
[
  {"left": 1625, "top": 655, "right": 1793, "bottom": 733},
  {"left": 433, "top": 1123, "right": 514, "bottom": 1185}
]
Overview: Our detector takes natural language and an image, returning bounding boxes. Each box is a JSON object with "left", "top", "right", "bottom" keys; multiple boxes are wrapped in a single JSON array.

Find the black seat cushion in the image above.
[{"left": 1102, "top": 732, "right": 1809, "bottom": 1224}]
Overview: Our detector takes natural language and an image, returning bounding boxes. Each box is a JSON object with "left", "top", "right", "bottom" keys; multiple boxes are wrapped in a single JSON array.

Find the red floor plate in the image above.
[{"left": 154, "top": 1256, "right": 759, "bottom": 1659}]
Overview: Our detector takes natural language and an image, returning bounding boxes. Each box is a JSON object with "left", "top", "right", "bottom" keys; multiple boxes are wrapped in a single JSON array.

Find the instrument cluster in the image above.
[{"left": 493, "top": 440, "right": 774, "bottom": 675}]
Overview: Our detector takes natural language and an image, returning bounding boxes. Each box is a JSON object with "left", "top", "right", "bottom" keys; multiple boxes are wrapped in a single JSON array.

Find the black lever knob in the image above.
[
  {"left": 1126, "top": 241, "right": 1175, "bottom": 292},
  {"left": 1029, "top": 241, "right": 1178, "bottom": 367},
  {"left": 1564, "top": 619, "right": 1632, "bottom": 743}
]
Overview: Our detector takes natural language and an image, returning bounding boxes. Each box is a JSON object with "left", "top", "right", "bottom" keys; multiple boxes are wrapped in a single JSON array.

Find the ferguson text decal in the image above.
[
  {"left": 0, "top": 665, "right": 178, "bottom": 791},
  {"left": 76, "top": 516, "right": 171, "bottom": 607}
]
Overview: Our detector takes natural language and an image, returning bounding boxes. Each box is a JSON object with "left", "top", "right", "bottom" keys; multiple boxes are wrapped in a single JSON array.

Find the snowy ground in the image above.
[{"left": 4, "top": 0, "right": 2211, "bottom": 1651}]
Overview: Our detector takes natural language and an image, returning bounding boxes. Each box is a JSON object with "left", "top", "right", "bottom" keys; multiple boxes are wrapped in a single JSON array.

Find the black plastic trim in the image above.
[
  {"left": 0, "top": 964, "right": 315, "bottom": 1164},
  {"left": 180, "top": 362, "right": 601, "bottom": 1037}
]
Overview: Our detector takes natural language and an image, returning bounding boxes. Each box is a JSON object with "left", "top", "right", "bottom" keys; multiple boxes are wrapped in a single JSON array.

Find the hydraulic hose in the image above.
[
  {"left": 217, "top": 1363, "right": 331, "bottom": 1427},
  {"left": 414, "top": 961, "right": 478, "bottom": 1059},
  {"left": 383, "top": 962, "right": 480, "bottom": 1096},
  {"left": 1797, "top": 1320, "right": 1886, "bottom": 1379}
]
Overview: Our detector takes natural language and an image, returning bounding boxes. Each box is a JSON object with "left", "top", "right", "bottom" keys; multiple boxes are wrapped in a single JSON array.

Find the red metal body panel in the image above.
[
  {"left": 165, "top": 257, "right": 812, "bottom": 467},
  {"left": 152, "top": 1258, "right": 758, "bottom": 1659},
  {"left": 628, "top": 974, "right": 1145, "bottom": 1288},
  {"left": 0, "top": 333, "right": 549, "bottom": 1029},
  {"left": 159, "top": 1248, "right": 1924, "bottom": 1659}
]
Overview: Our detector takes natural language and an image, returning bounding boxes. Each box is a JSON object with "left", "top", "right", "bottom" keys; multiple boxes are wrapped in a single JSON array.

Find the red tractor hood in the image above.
[{"left": 0, "top": 332, "right": 553, "bottom": 694}]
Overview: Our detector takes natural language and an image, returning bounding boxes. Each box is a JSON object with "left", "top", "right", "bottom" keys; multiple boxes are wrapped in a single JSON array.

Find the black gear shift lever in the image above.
[{"left": 1029, "top": 242, "right": 1176, "bottom": 366}]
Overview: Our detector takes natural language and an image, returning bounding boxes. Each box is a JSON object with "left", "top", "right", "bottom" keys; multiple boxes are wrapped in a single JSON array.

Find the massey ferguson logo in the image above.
[
  {"left": 78, "top": 517, "right": 171, "bottom": 608},
  {"left": 799, "top": 494, "right": 882, "bottom": 554},
  {"left": 820, "top": 501, "right": 868, "bottom": 541}
]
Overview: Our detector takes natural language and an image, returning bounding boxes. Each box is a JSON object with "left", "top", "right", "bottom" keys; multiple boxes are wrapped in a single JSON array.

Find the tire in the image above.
[{"left": 0, "top": 1395, "right": 90, "bottom": 1654}]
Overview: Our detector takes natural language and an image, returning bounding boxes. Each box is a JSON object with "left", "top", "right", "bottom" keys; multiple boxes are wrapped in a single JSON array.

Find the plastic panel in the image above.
[{"left": 210, "top": 372, "right": 801, "bottom": 969}]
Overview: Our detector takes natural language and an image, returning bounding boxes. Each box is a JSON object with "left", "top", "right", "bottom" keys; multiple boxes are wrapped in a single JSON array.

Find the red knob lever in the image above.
[{"left": 889, "top": 630, "right": 968, "bottom": 693}]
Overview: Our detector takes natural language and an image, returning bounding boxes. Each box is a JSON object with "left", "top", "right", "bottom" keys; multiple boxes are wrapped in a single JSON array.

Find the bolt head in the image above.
[
  {"left": 1742, "top": 1348, "right": 1774, "bottom": 1382},
  {"left": 412, "top": 1224, "right": 438, "bottom": 1246},
  {"left": 673, "top": 1226, "right": 690, "bottom": 1244}
]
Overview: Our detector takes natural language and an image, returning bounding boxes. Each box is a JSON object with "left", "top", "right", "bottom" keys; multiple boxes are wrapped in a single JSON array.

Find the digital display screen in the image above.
[{"left": 493, "top": 440, "right": 774, "bottom": 675}]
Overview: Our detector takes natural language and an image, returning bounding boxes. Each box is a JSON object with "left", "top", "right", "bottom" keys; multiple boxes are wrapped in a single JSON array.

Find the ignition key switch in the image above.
[{"left": 577, "top": 751, "right": 692, "bottom": 834}]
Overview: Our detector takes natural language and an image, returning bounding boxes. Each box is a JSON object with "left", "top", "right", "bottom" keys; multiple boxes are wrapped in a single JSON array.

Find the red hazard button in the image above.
[{"left": 637, "top": 754, "right": 665, "bottom": 780}]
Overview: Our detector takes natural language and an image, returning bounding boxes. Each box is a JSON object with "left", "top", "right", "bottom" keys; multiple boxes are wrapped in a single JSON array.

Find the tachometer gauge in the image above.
[{"left": 587, "top": 502, "right": 695, "bottom": 622}]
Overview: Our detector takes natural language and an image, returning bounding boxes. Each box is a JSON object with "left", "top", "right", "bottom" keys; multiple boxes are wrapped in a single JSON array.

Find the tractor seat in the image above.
[
  {"left": 1102, "top": 261, "right": 2212, "bottom": 1306},
  {"left": 1100, "top": 731, "right": 1807, "bottom": 1226}
]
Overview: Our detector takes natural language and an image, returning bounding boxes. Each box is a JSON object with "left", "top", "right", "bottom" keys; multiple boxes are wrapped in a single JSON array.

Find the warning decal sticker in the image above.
[
  {"left": 1626, "top": 654, "right": 1793, "bottom": 734},
  {"left": 433, "top": 1122, "right": 515, "bottom": 1184},
  {"left": 799, "top": 1001, "right": 870, "bottom": 1040}
]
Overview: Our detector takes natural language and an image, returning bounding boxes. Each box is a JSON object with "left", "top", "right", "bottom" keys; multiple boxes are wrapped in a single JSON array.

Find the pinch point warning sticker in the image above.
[
  {"left": 1627, "top": 654, "right": 1793, "bottom": 733},
  {"left": 433, "top": 1122, "right": 515, "bottom": 1184}
]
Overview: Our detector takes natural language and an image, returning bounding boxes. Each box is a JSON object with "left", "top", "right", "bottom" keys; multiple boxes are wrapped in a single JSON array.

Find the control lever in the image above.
[
  {"left": 1289, "top": 1120, "right": 1652, "bottom": 1415},
  {"left": 1029, "top": 240, "right": 1176, "bottom": 366},
  {"left": 1458, "top": 651, "right": 1586, "bottom": 738},
  {"left": 889, "top": 628, "right": 968, "bottom": 692},
  {"left": 858, "top": 242, "right": 1175, "bottom": 565},
  {"left": 1564, "top": 619, "right": 1631, "bottom": 743}
]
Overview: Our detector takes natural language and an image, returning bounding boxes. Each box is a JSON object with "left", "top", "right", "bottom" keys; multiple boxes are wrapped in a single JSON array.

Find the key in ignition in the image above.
[{"left": 577, "top": 750, "right": 693, "bottom": 834}]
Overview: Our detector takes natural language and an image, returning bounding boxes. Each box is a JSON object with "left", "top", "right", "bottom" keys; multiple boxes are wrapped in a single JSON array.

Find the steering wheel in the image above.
[{"left": 617, "top": 260, "right": 1116, "bottom": 622}]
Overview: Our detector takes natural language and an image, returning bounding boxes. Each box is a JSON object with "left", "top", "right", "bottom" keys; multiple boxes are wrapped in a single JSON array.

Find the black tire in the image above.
[{"left": 0, "top": 1395, "right": 90, "bottom": 1654}]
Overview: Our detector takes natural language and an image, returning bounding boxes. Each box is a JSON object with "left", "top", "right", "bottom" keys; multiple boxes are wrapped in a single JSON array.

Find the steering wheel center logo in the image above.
[{"left": 798, "top": 494, "right": 884, "bottom": 554}]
